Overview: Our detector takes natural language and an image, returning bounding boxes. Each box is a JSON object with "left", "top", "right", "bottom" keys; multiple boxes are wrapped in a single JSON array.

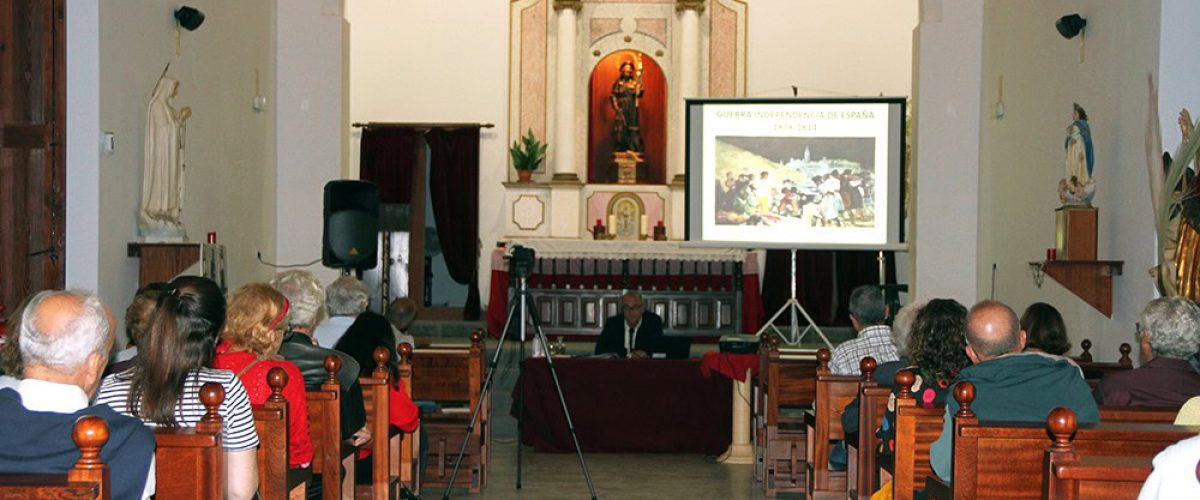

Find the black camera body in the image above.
[{"left": 509, "top": 245, "right": 536, "bottom": 279}]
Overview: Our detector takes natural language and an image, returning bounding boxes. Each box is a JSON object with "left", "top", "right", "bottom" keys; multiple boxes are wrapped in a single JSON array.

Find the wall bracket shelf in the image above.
[{"left": 1028, "top": 260, "right": 1124, "bottom": 317}]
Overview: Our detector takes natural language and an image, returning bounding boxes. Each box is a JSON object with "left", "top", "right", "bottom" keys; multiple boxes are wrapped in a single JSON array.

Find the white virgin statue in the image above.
[{"left": 138, "top": 75, "right": 192, "bottom": 240}]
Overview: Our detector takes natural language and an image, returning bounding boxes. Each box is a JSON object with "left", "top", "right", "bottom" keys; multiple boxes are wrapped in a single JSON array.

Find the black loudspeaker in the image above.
[{"left": 323, "top": 180, "right": 379, "bottom": 270}]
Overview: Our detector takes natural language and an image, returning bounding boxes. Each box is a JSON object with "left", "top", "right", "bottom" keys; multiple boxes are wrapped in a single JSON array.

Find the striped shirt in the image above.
[{"left": 95, "top": 367, "right": 259, "bottom": 452}]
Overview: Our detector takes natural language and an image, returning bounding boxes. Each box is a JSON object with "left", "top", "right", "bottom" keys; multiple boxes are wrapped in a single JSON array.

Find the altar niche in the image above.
[{"left": 588, "top": 50, "right": 667, "bottom": 185}]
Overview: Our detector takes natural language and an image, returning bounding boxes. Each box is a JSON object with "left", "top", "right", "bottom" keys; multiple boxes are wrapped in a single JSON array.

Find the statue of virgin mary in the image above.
[{"left": 138, "top": 75, "right": 191, "bottom": 240}]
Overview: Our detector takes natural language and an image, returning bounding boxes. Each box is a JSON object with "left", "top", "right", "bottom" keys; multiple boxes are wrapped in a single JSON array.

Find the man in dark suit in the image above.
[{"left": 594, "top": 292, "right": 664, "bottom": 358}]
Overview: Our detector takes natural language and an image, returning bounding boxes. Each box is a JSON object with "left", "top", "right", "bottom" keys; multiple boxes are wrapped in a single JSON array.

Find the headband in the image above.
[{"left": 268, "top": 298, "right": 290, "bottom": 330}]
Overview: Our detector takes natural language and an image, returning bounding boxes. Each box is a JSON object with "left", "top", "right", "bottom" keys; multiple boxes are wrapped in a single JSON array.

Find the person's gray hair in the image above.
[
  {"left": 890, "top": 300, "right": 926, "bottom": 358},
  {"left": 326, "top": 276, "right": 369, "bottom": 317},
  {"left": 272, "top": 270, "right": 325, "bottom": 329},
  {"left": 849, "top": 285, "right": 887, "bottom": 326},
  {"left": 966, "top": 300, "right": 1021, "bottom": 358},
  {"left": 19, "top": 290, "right": 111, "bottom": 371},
  {"left": 1140, "top": 296, "right": 1200, "bottom": 359}
]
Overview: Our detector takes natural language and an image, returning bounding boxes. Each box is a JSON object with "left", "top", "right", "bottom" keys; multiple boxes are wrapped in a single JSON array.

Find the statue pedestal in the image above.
[
  {"left": 613, "top": 151, "right": 642, "bottom": 184},
  {"left": 1055, "top": 206, "right": 1097, "bottom": 261}
]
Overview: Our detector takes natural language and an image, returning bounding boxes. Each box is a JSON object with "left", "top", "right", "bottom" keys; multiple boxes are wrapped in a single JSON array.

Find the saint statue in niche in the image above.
[
  {"left": 139, "top": 74, "right": 192, "bottom": 240},
  {"left": 610, "top": 58, "right": 645, "bottom": 153},
  {"left": 1058, "top": 102, "right": 1095, "bottom": 206}
]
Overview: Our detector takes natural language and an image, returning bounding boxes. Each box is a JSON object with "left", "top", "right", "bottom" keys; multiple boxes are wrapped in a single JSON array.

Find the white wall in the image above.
[
  {"left": 977, "top": 0, "right": 1161, "bottom": 362},
  {"left": 67, "top": 0, "right": 277, "bottom": 343}
]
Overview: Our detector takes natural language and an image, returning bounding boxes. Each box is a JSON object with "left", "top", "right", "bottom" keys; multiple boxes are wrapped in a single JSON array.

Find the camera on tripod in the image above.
[{"left": 507, "top": 245, "right": 536, "bottom": 279}]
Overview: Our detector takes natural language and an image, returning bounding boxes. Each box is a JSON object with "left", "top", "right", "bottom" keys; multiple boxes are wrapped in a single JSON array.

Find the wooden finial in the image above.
[
  {"left": 198, "top": 382, "right": 225, "bottom": 432},
  {"left": 860, "top": 356, "right": 877, "bottom": 382},
  {"left": 470, "top": 329, "right": 484, "bottom": 352},
  {"left": 896, "top": 369, "right": 915, "bottom": 399},
  {"left": 817, "top": 348, "right": 831, "bottom": 371},
  {"left": 1118, "top": 343, "right": 1133, "bottom": 368},
  {"left": 954, "top": 381, "right": 976, "bottom": 418},
  {"left": 1046, "top": 407, "right": 1077, "bottom": 451},
  {"left": 323, "top": 354, "right": 341, "bottom": 386},
  {"left": 397, "top": 342, "right": 413, "bottom": 364},
  {"left": 372, "top": 346, "right": 390, "bottom": 379},
  {"left": 72, "top": 415, "right": 109, "bottom": 470},
  {"left": 1078, "top": 339, "right": 1093, "bottom": 362},
  {"left": 266, "top": 367, "right": 287, "bottom": 404},
  {"left": 767, "top": 334, "right": 781, "bottom": 350}
]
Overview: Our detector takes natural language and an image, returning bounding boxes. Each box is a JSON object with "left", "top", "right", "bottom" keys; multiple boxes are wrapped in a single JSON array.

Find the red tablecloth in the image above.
[
  {"left": 513, "top": 357, "right": 732, "bottom": 454},
  {"left": 699, "top": 352, "right": 760, "bottom": 382}
]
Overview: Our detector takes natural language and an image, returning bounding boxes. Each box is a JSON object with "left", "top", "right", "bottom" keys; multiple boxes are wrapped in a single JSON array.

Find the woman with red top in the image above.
[
  {"left": 334, "top": 311, "right": 420, "bottom": 473},
  {"left": 212, "top": 283, "right": 314, "bottom": 469}
]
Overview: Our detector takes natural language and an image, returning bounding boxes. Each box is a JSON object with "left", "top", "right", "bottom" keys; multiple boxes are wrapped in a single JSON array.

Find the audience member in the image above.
[
  {"left": 830, "top": 285, "right": 898, "bottom": 375},
  {"left": 271, "top": 270, "right": 369, "bottom": 442},
  {"left": 0, "top": 290, "right": 155, "bottom": 499},
  {"left": 212, "top": 283, "right": 314, "bottom": 468},
  {"left": 1019, "top": 302, "right": 1071, "bottom": 356},
  {"left": 312, "top": 276, "right": 370, "bottom": 347},
  {"left": 594, "top": 291, "right": 664, "bottom": 358},
  {"left": 96, "top": 275, "right": 260, "bottom": 500},
  {"left": 1137, "top": 434, "right": 1200, "bottom": 499},
  {"left": 929, "top": 300, "right": 1098, "bottom": 481},
  {"left": 840, "top": 299, "right": 926, "bottom": 434},
  {"left": 106, "top": 283, "right": 166, "bottom": 375},
  {"left": 386, "top": 296, "right": 419, "bottom": 347},
  {"left": 1099, "top": 297, "right": 1200, "bottom": 407},
  {"left": 877, "top": 299, "right": 971, "bottom": 460}
]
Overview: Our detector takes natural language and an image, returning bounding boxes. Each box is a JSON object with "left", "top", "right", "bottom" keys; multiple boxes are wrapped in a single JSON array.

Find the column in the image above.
[
  {"left": 673, "top": 0, "right": 703, "bottom": 186},
  {"left": 552, "top": 0, "right": 582, "bottom": 182}
]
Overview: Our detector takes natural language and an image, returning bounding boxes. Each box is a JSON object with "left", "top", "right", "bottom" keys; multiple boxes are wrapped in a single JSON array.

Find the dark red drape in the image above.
[
  {"left": 426, "top": 128, "right": 481, "bottom": 320},
  {"left": 761, "top": 250, "right": 897, "bottom": 327},
  {"left": 358, "top": 127, "right": 421, "bottom": 204}
]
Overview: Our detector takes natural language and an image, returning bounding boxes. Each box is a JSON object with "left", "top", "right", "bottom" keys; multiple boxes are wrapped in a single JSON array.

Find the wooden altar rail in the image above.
[
  {"left": 530, "top": 288, "right": 739, "bottom": 337},
  {"left": 522, "top": 257, "right": 744, "bottom": 293}
]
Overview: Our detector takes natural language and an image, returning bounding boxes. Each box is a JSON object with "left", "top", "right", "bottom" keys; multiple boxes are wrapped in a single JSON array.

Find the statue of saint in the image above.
[
  {"left": 1059, "top": 103, "right": 1095, "bottom": 206},
  {"left": 611, "top": 59, "right": 645, "bottom": 153},
  {"left": 139, "top": 75, "right": 192, "bottom": 240}
]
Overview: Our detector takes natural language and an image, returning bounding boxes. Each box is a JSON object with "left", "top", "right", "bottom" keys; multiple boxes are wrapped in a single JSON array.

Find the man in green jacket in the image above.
[{"left": 929, "top": 300, "right": 1099, "bottom": 481}]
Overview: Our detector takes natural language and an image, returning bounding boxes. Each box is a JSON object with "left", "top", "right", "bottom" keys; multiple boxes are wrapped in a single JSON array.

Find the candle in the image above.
[
  {"left": 607, "top": 215, "right": 616, "bottom": 235},
  {"left": 640, "top": 215, "right": 648, "bottom": 237}
]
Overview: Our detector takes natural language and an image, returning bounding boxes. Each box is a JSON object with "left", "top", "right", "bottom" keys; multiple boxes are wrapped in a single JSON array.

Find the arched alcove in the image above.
[{"left": 587, "top": 50, "right": 667, "bottom": 184}]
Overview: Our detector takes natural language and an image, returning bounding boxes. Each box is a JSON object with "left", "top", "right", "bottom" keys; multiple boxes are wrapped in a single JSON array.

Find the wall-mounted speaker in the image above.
[{"left": 323, "top": 180, "right": 379, "bottom": 270}]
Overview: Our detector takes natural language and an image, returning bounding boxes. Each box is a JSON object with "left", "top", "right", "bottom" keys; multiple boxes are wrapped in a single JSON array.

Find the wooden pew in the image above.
[
  {"left": 253, "top": 366, "right": 308, "bottom": 500},
  {"left": 942, "top": 381, "right": 1196, "bottom": 499},
  {"left": 0, "top": 416, "right": 109, "bottom": 499},
  {"left": 803, "top": 348, "right": 859, "bottom": 499},
  {"left": 1099, "top": 405, "right": 1178, "bottom": 423},
  {"left": 355, "top": 345, "right": 416, "bottom": 499},
  {"left": 759, "top": 337, "right": 820, "bottom": 496},
  {"left": 1044, "top": 407, "right": 1154, "bottom": 500},
  {"left": 306, "top": 355, "right": 354, "bottom": 500},
  {"left": 396, "top": 343, "right": 420, "bottom": 492},
  {"left": 889, "top": 369, "right": 945, "bottom": 500},
  {"left": 154, "top": 382, "right": 224, "bottom": 500},
  {"left": 411, "top": 331, "right": 486, "bottom": 493},
  {"left": 847, "top": 357, "right": 890, "bottom": 500},
  {"left": 1075, "top": 340, "right": 1133, "bottom": 388}
]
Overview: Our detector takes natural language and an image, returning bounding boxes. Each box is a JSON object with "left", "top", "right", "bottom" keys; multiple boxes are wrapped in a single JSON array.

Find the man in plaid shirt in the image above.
[{"left": 829, "top": 285, "right": 898, "bottom": 375}]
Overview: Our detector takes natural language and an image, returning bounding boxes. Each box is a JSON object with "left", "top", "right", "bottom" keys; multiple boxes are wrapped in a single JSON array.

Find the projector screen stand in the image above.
[{"left": 754, "top": 249, "right": 833, "bottom": 349}]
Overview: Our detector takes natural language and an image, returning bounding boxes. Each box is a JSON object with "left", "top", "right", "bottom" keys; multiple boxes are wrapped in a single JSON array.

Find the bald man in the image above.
[
  {"left": 929, "top": 300, "right": 1098, "bottom": 481},
  {"left": 0, "top": 290, "right": 156, "bottom": 499}
]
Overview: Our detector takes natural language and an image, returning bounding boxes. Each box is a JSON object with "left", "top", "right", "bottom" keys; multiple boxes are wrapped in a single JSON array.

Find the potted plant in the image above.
[{"left": 510, "top": 129, "right": 547, "bottom": 182}]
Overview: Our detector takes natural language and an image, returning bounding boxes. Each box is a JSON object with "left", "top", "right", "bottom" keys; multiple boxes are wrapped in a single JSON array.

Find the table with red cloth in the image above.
[
  {"left": 514, "top": 357, "right": 732, "bottom": 454},
  {"left": 699, "top": 352, "right": 760, "bottom": 382}
]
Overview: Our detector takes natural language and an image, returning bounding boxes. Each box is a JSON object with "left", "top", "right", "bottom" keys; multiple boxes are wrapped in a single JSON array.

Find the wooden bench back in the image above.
[
  {"left": 806, "top": 348, "right": 860, "bottom": 494},
  {"left": 0, "top": 416, "right": 110, "bottom": 499},
  {"left": 1099, "top": 405, "right": 1178, "bottom": 423},
  {"left": 764, "top": 347, "right": 820, "bottom": 426},
  {"left": 357, "top": 345, "right": 417, "bottom": 499},
  {"left": 413, "top": 331, "right": 487, "bottom": 493},
  {"left": 1075, "top": 339, "right": 1133, "bottom": 381},
  {"left": 396, "top": 343, "right": 418, "bottom": 489},
  {"left": 1044, "top": 407, "right": 1154, "bottom": 500},
  {"left": 891, "top": 369, "right": 946, "bottom": 500},
  {"left": 252, "top": 367, "right": 292, "bottom": 500},
  {"left": 410, "top": 332, "right": 484, "bottom": 405},
  {"left": 949, "top": 381, "right": 1195, "bottom": 499},
  {"left": 851, "top": 357, "right": 891, "bottom": 499},
  {"left": 154, "top": 382, "right": 224, "bottom": 500},
  {"left": 306, "top": 355, "right": 352, "bottom": 500}
]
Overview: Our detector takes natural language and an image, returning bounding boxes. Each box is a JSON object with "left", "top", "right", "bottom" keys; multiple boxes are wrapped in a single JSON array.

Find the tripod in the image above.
[
  {"left": 442, "top": 275, "right": 598, "bottom": 499},
  {"left": 754, "top": 249, "right": 833, "bottom": 349}
]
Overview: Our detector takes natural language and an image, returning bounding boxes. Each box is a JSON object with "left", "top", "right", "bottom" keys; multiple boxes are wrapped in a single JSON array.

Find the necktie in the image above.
[{"left": 629, "top": 327, "right": 638, "bottom": 356}]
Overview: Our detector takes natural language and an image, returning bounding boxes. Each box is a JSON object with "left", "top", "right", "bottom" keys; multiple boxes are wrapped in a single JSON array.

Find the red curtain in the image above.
[
  {"left": 426, "top": 128, "right": 481, "bottom": 320},
  {"left": 358, "top": 127, "right": 421, "bottom": 204},
  {"left": 761, "top": 250, "right": 897, "bottom": 327}
]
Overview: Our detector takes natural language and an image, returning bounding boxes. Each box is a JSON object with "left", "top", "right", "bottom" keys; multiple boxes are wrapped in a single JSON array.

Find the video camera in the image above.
[{"left": 507, "top": 245, "right": 537, "bottom": 279}]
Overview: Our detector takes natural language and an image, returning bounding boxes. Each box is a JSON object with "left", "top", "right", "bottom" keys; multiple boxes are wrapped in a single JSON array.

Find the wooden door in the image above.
[{"left": 0, "top": 0, "right": 65, "bottom": 312}]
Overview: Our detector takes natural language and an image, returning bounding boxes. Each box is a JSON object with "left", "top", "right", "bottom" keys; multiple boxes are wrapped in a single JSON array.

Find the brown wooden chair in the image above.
[
  {"left": 411, "top": 331, "right": 486, "bottom": 493},
  {"left": 1044, "top": 407, "right": 1153, "bottom": 500},
  {"left": 253, "top": 366, "right": 309, "bottom": 500},
  {"left": 888, "top": 369, "right": 945, "bottom": 500},
  {"left": 154, "top": 382, "right": 225, "bottom": 500},
  {"left": 306, "top": 355, "right": 354, "bottom": 500},
  {"left": 0, "top": 415, "right": 109, "bottom": 499},
  {"left": 847, "top": 357, "right": 890, "bottom": 500},
  {"left": 760, "top": 338, "right": 819, "bottom": 496},
  {"left": 803, "top": 348, "right": 860, "bottom": 499}
]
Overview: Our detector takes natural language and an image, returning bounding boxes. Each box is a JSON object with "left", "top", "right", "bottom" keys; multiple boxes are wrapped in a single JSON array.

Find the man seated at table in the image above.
[{"left": 595, "top": 292, "right": 664, "bottom": 359}]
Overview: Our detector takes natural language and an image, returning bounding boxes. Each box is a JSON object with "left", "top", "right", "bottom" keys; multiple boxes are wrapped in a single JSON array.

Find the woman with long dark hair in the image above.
[
  {"left": 1020, "top": 302, "right": 1072, "bottom": 356},
  {"left": 96, "top": 276, "right": 259, "bottom": 500}
]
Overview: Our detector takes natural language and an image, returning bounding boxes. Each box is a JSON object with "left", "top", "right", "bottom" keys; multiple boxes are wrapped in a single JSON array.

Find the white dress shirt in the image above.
[{"left": 16, "top": 378, "right": 156, "bottom": 499}]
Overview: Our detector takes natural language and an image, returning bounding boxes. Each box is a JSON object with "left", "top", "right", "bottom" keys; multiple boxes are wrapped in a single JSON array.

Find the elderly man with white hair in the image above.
[
  {"left": 0, "top": 290, "right": 156, "bottom": 499},
  {"left": 312, "top": 275, "right": 371, "bottom": 348},
  {"left": 1099, "top": 296, "right": 1200, "bottom": 407}
]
